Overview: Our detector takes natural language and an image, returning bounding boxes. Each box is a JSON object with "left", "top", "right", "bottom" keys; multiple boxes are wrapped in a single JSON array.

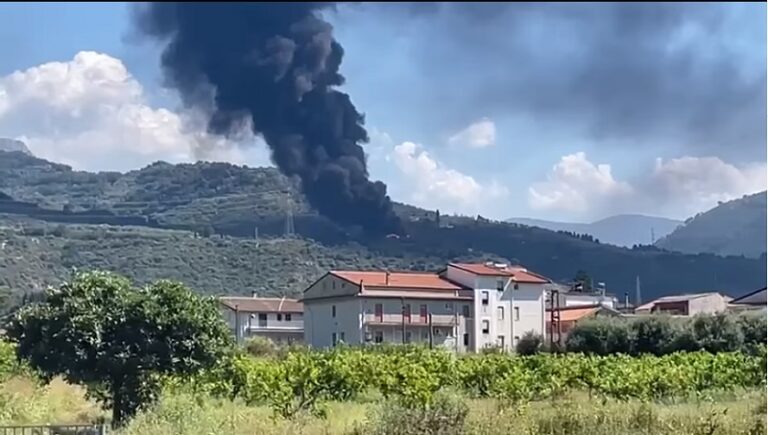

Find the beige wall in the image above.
[
  {"left": 688, "top": 294, "right": 729, "bottom": 315},
  {"left": 304, "top": 298, "right": 362, "bottom": 348}
]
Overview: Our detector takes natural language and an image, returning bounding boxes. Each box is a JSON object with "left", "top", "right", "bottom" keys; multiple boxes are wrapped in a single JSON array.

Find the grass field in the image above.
[{"left": 0, "top": 376, "right": 763, "bottom": 435}]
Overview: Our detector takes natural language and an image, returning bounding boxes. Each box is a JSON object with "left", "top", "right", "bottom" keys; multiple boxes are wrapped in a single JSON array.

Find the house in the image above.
[
  {"left": 548, "top": 282, "right": 619, "bottom": 310},
  {"left": 728, "top": 287, "right": 766, "bottom": 312},
  {"left": 634, "top": 292, "right": 731, "bottom": 316},
  {"left": 546, "top": 304, "right": 622, "bottom": 340},
  {"left": 301, "top": 262, "right": 553, "bottom": 352},
  {"left": 219, "top": 296, "right": 303, "bottom": 344}
]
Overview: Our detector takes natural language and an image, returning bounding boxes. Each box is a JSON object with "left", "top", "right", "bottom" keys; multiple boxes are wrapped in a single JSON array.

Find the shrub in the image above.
[
  {"left": 360, "top": 389, "right": 469, "bottom": 435},
  {"left": 691, "top": 313, "right": 743, "bottom": 353},
  {"left": 630, "top": 316, "right": 676, "bottom": 356},
  {"left": 565, "top": 318, "right": 631, "bottom": 355},
  {"left": 516, "top": 332, "right": 543, "bottom": 355},
  {"left": 243, "top": 336, "right": 276, "bottom": 358}
]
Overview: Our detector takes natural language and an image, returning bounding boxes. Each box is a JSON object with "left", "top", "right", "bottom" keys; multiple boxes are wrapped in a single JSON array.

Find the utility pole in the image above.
[
  {"left": 428, "top": 313, "right": 434, "bottom": 349},
  {"left": 401, "top": 297, "right": 406, "bottom": 345},
  {"left": 635, "top": 275, "right": 642, "bottom": 307},
  {"left": 549, "top": 289, "right": 561, "bottom": 350}
]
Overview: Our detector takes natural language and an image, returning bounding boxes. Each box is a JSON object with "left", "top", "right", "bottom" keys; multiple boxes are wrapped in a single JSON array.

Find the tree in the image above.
[
  {"left": 573, "top": 270, "right": 593, "bottom": 292},
  {"left": 516, "top": 331, "right": 543, "bottom": 355},
  {"left": 6, "top": 271, "right": 233, "bottom": 427}
]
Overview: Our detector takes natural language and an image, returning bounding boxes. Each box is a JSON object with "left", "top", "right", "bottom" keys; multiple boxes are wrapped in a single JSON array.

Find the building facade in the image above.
[
  {"left": 634, "top": 292, "right": 731, "bottom": 316},
  {"left": 302, "top": 262, "right": 553, "bottom": 352},
  {"left": 219, "top": 296, "right": 303, "bottom": 344}
]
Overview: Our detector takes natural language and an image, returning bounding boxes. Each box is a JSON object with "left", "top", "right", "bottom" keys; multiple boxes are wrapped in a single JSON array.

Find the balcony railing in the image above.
[
  {"left": 246, "top": 322, "right": 303, "bottom": 332},
  {"left": 363, "top": 313, "right": 457, "bottom": 326}
]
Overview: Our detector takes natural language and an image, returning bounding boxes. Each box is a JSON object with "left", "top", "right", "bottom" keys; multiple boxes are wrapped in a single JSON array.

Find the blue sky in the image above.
[{"left": 0, "top": 2, "right": 765, "bottom": 222}]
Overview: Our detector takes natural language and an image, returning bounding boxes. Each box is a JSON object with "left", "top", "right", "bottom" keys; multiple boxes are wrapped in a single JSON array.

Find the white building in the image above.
[
  {"left": 219, "top": 296, "right": 303, "bottom": 344},
  {"left": 302, "top": 262, "right": 553, "bottom": 352},
  {"left": 634, "top": 292, "right": 732, "bottom": 316}
]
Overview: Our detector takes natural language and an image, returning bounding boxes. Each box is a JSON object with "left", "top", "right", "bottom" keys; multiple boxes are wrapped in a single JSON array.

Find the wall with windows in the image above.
[
  {"left": 359, "top": 297, "right": 471, "bottom": 352},
  {"left": 303, "top": 298, "right": 362, "bottom": 348}
]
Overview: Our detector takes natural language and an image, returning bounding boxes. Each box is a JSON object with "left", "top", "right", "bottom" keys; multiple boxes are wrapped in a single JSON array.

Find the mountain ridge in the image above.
[
  {"left": 0, "top": 150, "right": 764, "bottom": 307},
  {"left": 655, "top": 192, "right": 767, "bottom": 258},
  {"left": 506, "top": 214, "right": 683, "bottom": 247}
]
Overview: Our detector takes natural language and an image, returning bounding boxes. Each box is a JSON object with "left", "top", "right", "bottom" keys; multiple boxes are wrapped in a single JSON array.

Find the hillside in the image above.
[
  {"left": 0, "top": 138, "right": 31, "bottom": 155},
  {"left": 656, "top": 192, "right": 767, "bottom": 258},
  {"left": 0, "top": 150, "right": 765, "bottom": 308},
  {"left": 507, "top": 215, "right": 682, "bottom": 247}
]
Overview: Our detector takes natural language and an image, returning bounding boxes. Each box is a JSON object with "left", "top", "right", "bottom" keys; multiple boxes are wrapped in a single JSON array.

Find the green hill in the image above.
[
  {"left": 656, "top": 192, "right": 767, "bottom": 259},
  {"left": 0, "top": 150, "right": 764, "bottom": 308}
]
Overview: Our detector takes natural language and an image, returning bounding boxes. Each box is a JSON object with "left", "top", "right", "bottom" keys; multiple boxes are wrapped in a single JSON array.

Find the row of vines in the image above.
[{"left": 175, "top": 346, "right": 766, "bottom": 417}]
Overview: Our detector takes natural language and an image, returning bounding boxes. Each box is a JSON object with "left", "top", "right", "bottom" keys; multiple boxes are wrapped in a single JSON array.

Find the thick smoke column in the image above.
[{"left": 134, "top": 2, "right": 402, "bottom": 234}]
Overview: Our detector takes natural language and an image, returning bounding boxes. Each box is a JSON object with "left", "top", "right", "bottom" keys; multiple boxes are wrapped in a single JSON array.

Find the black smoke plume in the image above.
[{"left": 133, "top": 2, "right": 402, "bottom": 235}]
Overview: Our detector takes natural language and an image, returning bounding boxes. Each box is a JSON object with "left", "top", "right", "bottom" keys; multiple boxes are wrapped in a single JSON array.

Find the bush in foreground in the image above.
[{"left": 6, "top": 271, "right": 233, "bottom": 427}]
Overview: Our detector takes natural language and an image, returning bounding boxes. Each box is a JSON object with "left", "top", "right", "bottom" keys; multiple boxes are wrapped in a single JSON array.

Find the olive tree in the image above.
[{"left": 6, "top": 271, "right": 233, "bottom": 426}]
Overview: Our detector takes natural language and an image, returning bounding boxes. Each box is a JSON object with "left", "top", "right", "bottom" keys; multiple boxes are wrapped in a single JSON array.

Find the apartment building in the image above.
[
  {"left": 301, "top": 262, "right": 553, "bottom": 352},
  {"left": 219, "top": 296, "right": 303, "bottom": 344}
]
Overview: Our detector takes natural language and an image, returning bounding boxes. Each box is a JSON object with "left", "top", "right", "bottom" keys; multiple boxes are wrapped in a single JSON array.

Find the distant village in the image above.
[{"left": 219, "top": 262, "right": 767, "bottom": 352}]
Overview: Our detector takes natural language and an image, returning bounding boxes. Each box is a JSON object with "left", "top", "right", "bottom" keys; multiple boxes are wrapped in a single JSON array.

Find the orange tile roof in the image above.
[
  {"left": 331, "top": 270, "right": 464, "bottom": 290},
  {"left": 219, "top": 297, "right": 302, "bottom": 313},
  {"left": 449, "top": 263, "right": 550, "bottom": 284},
  {"left": 556, "top": 306, "right": 601, "bottom": 322}
]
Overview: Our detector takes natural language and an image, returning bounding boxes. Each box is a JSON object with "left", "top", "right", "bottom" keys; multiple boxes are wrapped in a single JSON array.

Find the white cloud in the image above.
[
  {"left": 448, "top": 117, "right": 496, "bottom": 148},
  {"left": 648, "top": 156, "right": 766, "bottom": 216},
  {"left": 528, "top": 152, "right": 632, "bottom": 213},
  {"left": 529, "top": 152, "right": 766, "bottom": 219},
  {"left": 391, "top": 141, "right": 507, "bottom": 214},
  {"left": 0, "top": 51, "right": 269, "bottom": 172}
]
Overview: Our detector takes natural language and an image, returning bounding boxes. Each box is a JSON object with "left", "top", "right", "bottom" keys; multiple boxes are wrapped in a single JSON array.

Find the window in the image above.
[
  {"left": 463, "top": 333, "right": 470, "bottom": 346},
  {"left": 497, "top": 279, "right": 504, "bottom": 291},
  {"left": 497, "top": 306, "right": 504, "bottom": 320},
  {"left": 514, "top": 335, "right": 520, "bottom": 345},
  {"left": 258, "top": 313, "right": 267, "bottom": 327},
  {"left": 433, "top": 327, "right": 441, "bottom": 336},
  {"left": 285, "top": 314, "right": 292, "bottom": 322},
  {"left": 462, "top": 305, "right": 471, "bottom": 318},
  {"left": 481, "top": 291, "right": 489, "bottom": 306},
  {"left": 419, "top": 304, "right": 428, "bottom": 322},
  {"left": 421, "top": 330, "right": 429, "bottom": 340},
  {"left": 332, "top": 281, "right": 336, "bottom": 289},
  {"left": 375, "top": 303, "right": 383, "bottom": 322},
  {"left": 341, "top": 282, "right": 346, "bottom": 288},
  {"left": 482, "top": 320, "right": 490, "bottom": 334},
  {"left": 514, "top": 307, "right": 520, "bottom": 321},
  {"left": 340, "top": 332, "right": 345, "bottom": 342},
  {"left": 405, "top": 331, "right": 412, "bottom": 343},
  {"left": 277, "top": 313, "right": 282, "bottom": 321},
  {"left": 498, "top": 336, "right": 505, "bottom": 348},
  {"left": 332, "top": 332, "right": 337, "bottom": 346},
  {"left": 332, "top": 305, "right": 336, "bottom": 318},
  {"left": 374, "top": 330, "right": 384, "bottom": 343}
]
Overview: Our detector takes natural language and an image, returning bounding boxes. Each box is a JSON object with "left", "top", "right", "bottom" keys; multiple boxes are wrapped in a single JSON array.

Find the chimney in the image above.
[
  {"left": 385, "top": 270, "right": 390, "bottom": 285},
  {"left": 251, "top": 290, "right": 258, "bottom": 298}
]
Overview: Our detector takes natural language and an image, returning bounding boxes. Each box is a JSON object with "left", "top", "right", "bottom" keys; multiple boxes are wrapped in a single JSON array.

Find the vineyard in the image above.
[{"left": 178, "top": 346, "right": 767, "bottom": 417}]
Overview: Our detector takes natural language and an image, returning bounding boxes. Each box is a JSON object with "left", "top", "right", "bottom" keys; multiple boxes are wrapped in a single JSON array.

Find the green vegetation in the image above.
[
  {"left": 0, "top": 272, "right": 764, "bottom": 433},
  {"left": 0, "top": 150, "right": 765, "bottom": 309},
  {"left": 565, "top": 312, "right": 767, "bottom": 356},
  {"left": 657, "top": 191, "right": 767, "bottom": 258},
  {"left": 6, "top": 272, "right": 232, "bottom": 426}
]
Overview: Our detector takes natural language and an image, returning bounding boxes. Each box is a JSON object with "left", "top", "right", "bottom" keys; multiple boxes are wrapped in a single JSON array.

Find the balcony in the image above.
[
  {"left": 246, "top": 322, "right": 303, "bottom": 333},
  {"left": 363, "top": 313, "right": 457, "bottom": 327}
]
